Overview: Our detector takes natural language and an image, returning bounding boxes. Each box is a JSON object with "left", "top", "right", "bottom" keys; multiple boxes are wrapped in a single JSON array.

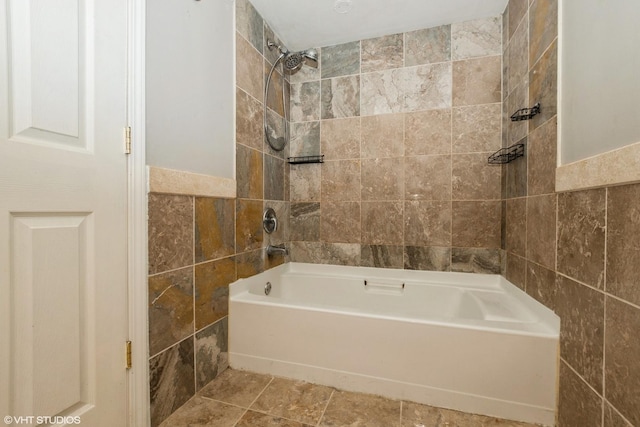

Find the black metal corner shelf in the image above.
[
  {"left": 488, "top": 143, "right": 525, "bottom": 165},
  {"left": 287, "top": 155, "right": 324, "bottom": 165},
  {"left": 510, "top": 102, "right": 540, "bottom": 121}
]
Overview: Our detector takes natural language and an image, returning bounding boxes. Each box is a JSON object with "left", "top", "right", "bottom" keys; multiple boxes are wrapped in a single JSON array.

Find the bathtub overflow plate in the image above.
[{"left": 264, "top": 282, "right": 272, "bottom": 295}]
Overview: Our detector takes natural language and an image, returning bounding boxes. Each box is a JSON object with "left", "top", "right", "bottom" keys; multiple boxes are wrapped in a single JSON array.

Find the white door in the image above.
[{"left": 0, "top": 1, "right": 129, "bottom": 426}]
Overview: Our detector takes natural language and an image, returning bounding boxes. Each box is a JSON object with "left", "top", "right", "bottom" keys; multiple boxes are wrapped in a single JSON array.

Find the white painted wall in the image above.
[
  {"left": 559, "top": 0, "right": 640, "bottom": 164},
  {"left": 146, "top": 0, "right": 235, "bottom": 178}
]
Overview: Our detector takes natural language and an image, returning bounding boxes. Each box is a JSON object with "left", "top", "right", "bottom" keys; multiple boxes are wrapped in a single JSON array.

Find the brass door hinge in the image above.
[
  {"left": 124, "top": 126, "right": 132, "bottom": 154},
  {"left": 126, "top": 340, "right": 132, "bottom": 369}
]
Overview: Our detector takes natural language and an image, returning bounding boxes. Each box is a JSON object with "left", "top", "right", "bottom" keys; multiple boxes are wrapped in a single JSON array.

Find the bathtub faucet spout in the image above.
[{"left": 266, "top": 244, "right": 288, "bottom": 256}]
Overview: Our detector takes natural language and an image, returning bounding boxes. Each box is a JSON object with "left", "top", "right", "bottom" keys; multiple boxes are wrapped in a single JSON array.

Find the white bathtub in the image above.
[{"left": 229, "top": 263, "right": 559, "bottom": 425}]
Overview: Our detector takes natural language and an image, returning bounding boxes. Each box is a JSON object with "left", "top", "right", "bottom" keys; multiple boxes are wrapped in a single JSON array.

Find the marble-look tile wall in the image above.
[
  {"left": 502, "top": 1, "right": 639, "bottom": 426},
  {"left": 288, "top": 16, "right": 504, "bottom": 273},
  {"left": 147, "top": 194, "right": 233, "bottom": 427},
  {"left": 147, "top": 2, "right": 290, "bottom": 426}
]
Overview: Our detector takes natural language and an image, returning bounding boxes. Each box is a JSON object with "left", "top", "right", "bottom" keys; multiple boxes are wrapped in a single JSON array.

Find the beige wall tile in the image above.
[
  {"left": 525, "top": 194, "right": 556, "bottom": 270},
  {"left": 361, "top": 245, "right": 404, "bottom": 268},
  {"left": 148, "top": 268, "right": 194, "bottom": 356},
  {"left": 194, "top": 257, "right": 235, "bottom": 330},
  {"left": 290, "top": 164, "right": 321, "bottom": 202},
  {"left": 506, "top": 252, "right": 526, "bottom": 290},
  {"left": 529, "top": 0, "right": 558, "bottom": 66},
  {"left": 150, "top": 338, "right": 195, "bottom": 427},
  {"left": 528, "top": 39, "right": 557, "bottom": 131},
  {"left": 507, "top": 15, "right": 529, "bottom": 96},
  {"left": 557, "top": 189, "right": 606, "bottom": 289},
  {"left": 235, "top": 0, "right": 263, "bottom": 53},
  {"left": 236, "top": 199, "right": 264, "bottom": 252},
  {"left": 361, "top": 201, "right": 403, "bottom": 245},
  {"left": 321, "top": 41, "right": 360, "bottom": 79},
  {"left": 404, "top": 109, "right": 452, "bottom": 156},
  {"left": 451, "top": 247, "right": 502, "bottom": 274},
  {"left": 604, "top": 402, "right": 634, "bottom": 427},
  {"left": 320, "top": 201, "right": 361, "bottom": 243},
  {"left": 236, "top": 144, "right": 263, "bottom": 200},
  {"left": 321, "top": 118, "right": 361, "bottom": 160},
  {"left": 405, "top": 155, "right": 452, "bottom": 201},
  {"left": 321, "top": 160, "right": 361, "bottom": 201},
  {"left": 148, "top": 194, "right": 194, "bottom": 275},
  {"left": 605, "top": 297, "right": 640, "bottom": 426},
  {"left": 290, "top": 81, "right": 321, "bottom": 122},
  {"left": 605, "top": 297, "right": 640, "bottom": 425},
  {"left": 405, "top": 25, "right": 451, "bottom": 66},
  {"left": 452, "top": 104, "right": 502, "bottom": 153},
  {"left": 361, "top": 33, "right": 404, "bottom": 73},
  {"left": 607, "top": 184, "right": 640, "bottom": 306},
  {"left": 404, "top": 63, "right": 452, "bottom": 111},
  {"left": 404, "top": 246, "right": 451, "bottom": 271},
  {"left": 452, "top": 152, "right": 502, "bottom": 200},
  {"left": 361, "top": 157, "right": 403, "bottom": 201},
  {"left": 360, "top": 69, "right": 404, "bottom": 116},
  {"left": 525, "top": 261, "right": 556, "bottom": 311},
  {"left": 195, "top": 198, "right": 236, "bottom": 263},
  {"left": 558, "top": 361, "right": 602, "bottom": 427},
  {"left": 290, "top": 202, "right": 320, "bottom": 241},
  {"left": 508, "top": 0, "right": 528, "bottom": 40},
  {"left": 453, "top": 56, "right": 502, "bottom": 106},
  {"left": 451, "top": 16, "right": 502, "bottom": 60},
  {"left": 236, "top": 33, "right": 263, "bottom": 101},
  {"left": 452, "top": 201, "right": 502, "bottom": 248},
  {"left": 527, "top": 117, "right": 557, "bottom": 196},
  {"left": 405, "top": 201, "right": 452, "bottom": 246},
  {"left": 361, "top": 114, "right": 404, "bottom": 158},
  {"left": 321, "top": 76, "right": 361, "bottom": 119},
  {"left": 236, "top": 88, "right": 263, "bottom": 151},
  {"left": 556, "top": 275, "right": 604, "bottom": 393},
  {"left": 505, "top": 197, "right": 526, "bottom": 257}
]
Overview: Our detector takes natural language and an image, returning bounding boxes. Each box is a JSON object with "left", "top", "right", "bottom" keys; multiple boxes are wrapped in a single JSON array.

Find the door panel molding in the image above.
[
  {"left": 10, "top": 213, "right": 95, "bottom": 417},
  {"left": 6, "top": 0, "right": 92, "bottom": 152}
]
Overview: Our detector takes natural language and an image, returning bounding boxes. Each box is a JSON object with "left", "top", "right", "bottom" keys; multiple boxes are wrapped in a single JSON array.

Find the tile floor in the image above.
[{"left": 159, "top": 369, "right": 541, "bottom": 427}]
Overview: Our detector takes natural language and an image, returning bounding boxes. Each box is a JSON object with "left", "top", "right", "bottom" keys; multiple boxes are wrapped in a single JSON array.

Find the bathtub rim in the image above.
[{"left": 230, "top": 262, "right": 560, "bottom": 338}]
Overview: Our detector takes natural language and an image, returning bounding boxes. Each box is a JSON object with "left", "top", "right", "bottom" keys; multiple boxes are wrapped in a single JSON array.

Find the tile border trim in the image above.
[
  {"left": 148, "top": 166, "right": 236, "bottom": 198},
  {"left": 556, "top": 141, "right": 640, "bottom": 192}
]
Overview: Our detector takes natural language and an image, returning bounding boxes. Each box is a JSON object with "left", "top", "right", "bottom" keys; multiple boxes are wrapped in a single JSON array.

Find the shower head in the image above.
[
  {"left": 282, "top": 48, "right": 319, "bottom": 71},
  {"left": 302, "top": 48, "right": 318, "bottom": 63},
  {"left": 283, "top": 52, "right": 305, "bottom": 71},
  {"left": 268, "top": 40, "right": 318, "bottom": 72}
]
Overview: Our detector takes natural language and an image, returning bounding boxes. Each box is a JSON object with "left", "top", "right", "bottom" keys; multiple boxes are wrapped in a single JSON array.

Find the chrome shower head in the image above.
[
  {"left": 283, "top": 52, "right": 305, "bottom": 71},
  {"left": 282, "top": 49, "right": 318, "bottom": 71},
  {"left": 268, "top": 40, "right": 318, "bottom": 71},
  {"left": 302, "top": 48, "right": 318, "bottom": 64}
]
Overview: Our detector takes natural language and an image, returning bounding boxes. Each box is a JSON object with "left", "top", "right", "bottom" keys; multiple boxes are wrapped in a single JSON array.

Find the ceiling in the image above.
[{"left": 249, "top": 0, "right": 509, "bottom": 51}]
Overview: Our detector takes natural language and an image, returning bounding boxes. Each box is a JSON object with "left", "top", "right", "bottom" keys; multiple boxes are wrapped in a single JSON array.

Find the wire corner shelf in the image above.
[
  {"left": 488, "top": 143, "right": 525, "bottom": 165},
  {"left": 510, "top": 102, "right": 540, "bottom": 122},
  {"left": 287, "top": 155, "right": 324, "bottom": 165}
]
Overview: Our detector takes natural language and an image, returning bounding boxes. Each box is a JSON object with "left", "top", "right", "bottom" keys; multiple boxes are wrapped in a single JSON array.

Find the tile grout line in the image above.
[
  {"left": 192, "top": 196, "right": 197, "bottom": 396},
  {"left": 602, "top": 187, "right": 608, "bottom": 426},
  {"left": 231, "top": 376, "right": 275, "bottom": 427},
  {"left": 316, "top": 389, "right": 335, "bottom": 426},
  {"left": 561, "top": 356, "right": 604, "bottom": 400}
]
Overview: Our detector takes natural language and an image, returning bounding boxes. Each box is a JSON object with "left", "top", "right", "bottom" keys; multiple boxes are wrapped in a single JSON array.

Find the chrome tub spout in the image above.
[{"left": 266, "top": 244, "right": 288, "bottom": 256}]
